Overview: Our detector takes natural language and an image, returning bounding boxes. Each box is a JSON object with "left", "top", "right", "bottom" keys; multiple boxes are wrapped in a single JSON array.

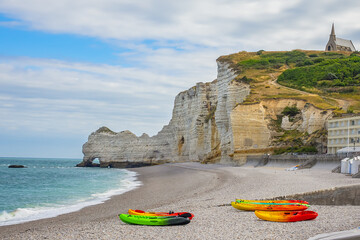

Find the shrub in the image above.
[
  {"left": 282, "top": 105, "right": 300, "bottom": 117},
  {"left": 351, "top": 51, "right": 360, "bottom": 56},
  {"left": 323, "top": 72, "right": 338, "bottom": 80},
  {"left": 278, "top": 56, "right": 360, "bottom": 89},
  {"left": 324, "top": 86, "right": 356, "bottom": 93},
  {"left": 205, "top": 106, "right": 217, "bottom": 123},
  {"left": 321, "top": 52, "right": 344, "bottom": 57},
  {"left": 295, "top": 146, "right": 318, "bottom": 153},
  {"left": 347, "top": 108, "right": 354, "bottom": 114},
  {"left": 332, "top": 79, "right": 346, "bottom": 87},
  {"left": 238, "top": 59, "right": 269, "bottom": 69},
  {"left": 296, "top": 59, "right": 314, "bottom": 67},
  {"left": 273, "top": 146, "right": 318, "bottom": 154},
  {"left": 318, "top": 80, "right": 333, "bottom": 87},
  {"left": 256, "top": 50, "right": 265, "bottom": 55},
  {"left": 238, "top": 50, "right": 308, "bottom": 71},
  {"left": 314, "top": 57, "right": 325, "bottom": 63},
  {"left": 234, "top": 76, "right": 253, "bottom": 84}
]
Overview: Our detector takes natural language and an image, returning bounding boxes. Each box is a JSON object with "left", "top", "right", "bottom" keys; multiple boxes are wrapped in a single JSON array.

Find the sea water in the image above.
[{"left": 0, "top": 157, "right": 141, "bottom": 226}]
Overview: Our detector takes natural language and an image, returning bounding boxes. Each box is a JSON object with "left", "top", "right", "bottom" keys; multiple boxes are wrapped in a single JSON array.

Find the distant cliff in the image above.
[{"left": 78, "top": 50, "right": 357, "bottom": 168}]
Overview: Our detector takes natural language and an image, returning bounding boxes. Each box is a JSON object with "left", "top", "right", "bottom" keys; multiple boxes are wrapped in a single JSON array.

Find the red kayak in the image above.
[
  {"left": 128, "top": 209, "right": 194, "bottom": 220},
  {"left": 255, "top": 210, "right": 318, "bottom": 222}
]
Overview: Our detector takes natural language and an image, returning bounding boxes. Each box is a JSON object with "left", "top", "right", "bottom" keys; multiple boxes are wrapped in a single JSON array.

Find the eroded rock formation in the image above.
[{"left": 78, "top": 60, "right": 333, "bottom": 168}]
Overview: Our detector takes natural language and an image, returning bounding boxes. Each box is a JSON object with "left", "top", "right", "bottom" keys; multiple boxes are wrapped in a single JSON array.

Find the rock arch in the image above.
[{"left": 76, "top": 157, "right": 101, "bottom": 167}]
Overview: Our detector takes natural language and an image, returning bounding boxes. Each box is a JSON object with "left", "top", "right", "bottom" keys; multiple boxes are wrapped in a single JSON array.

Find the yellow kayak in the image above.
[
  {"left": 231, "top": 201, "right": 308, "bottom": 211},
  {"left": 236, "top": 199, "right": 309, "bottom": 205}
]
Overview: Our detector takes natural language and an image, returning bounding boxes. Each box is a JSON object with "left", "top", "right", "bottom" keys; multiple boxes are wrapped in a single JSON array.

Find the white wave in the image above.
[{"left": 0, "top": 169, "right": 142, "bottom": 226}]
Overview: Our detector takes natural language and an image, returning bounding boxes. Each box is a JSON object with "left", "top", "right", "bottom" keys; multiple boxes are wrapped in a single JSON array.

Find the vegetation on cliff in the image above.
[
  {"left": 95, "top": 126, "right": 116, "bottom": 135},
  {"left": 218, "top": 50, "right": 360, "bottom": 113},
  {"left": 267, "top": 107, "right": 320, "bottom": 154},
  {"left": 278, "top": 55, "right": 360, "bottom": 89},
  {"left": 281, "top": 105, "right": 300, "bottom": 117},
  {"left": 218, "top": 50, "right": 360, "bottom": 154}
]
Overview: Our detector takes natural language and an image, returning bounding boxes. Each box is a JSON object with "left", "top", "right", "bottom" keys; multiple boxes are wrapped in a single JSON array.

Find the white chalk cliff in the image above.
[{"left": 78, "top": 59, "right": 332, "bottom": 168}]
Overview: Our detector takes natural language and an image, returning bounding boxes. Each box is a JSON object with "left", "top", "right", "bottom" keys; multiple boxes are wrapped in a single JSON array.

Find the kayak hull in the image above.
[
  {"left": 255, "top": 210, "right": 318, "bottom": 222},
  {"left": 128, "top": 209, "right": 194, "bottom": 220},
  {"left": 119, "top": 214, "right": 190, "bottom": 226},
  {"left": 231, "top": 201, "right": 308, "bottom": 211},
  {"left": 236, "top": 199, "right": 309, "bottom": 205},
  {"left": 236, "top": 200, "right": 309, "bottom": 207}
]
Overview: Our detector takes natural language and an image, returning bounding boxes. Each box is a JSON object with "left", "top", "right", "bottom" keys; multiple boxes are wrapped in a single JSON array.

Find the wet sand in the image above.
[{"left": 1, "top": 162, "right": 360, "bottom": 240}]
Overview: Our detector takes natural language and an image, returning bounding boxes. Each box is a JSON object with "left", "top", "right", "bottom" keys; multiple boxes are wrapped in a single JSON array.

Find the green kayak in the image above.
[{"left": 119, "top": 214, "right": 191, "bottom": 226}]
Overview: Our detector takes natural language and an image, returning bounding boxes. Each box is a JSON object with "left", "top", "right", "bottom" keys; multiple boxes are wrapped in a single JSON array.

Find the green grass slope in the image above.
[{"left": 218, "top": 50, "right": 360, "bottom": 114}]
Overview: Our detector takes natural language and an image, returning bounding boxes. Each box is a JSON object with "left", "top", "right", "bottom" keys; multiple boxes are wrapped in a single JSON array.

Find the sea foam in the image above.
[{"left": 0, "top": 169, "right": 141, "bottom": 226}]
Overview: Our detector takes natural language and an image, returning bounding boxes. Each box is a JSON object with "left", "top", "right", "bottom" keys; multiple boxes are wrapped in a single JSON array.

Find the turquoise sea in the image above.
[{"left": 0, "top": 157, "right": 141, "bottom": 226}]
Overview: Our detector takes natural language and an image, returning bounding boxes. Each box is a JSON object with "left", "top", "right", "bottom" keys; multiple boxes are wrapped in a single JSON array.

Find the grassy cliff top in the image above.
[{"left": 218, "top": 50, "right": 360, "bottom": 113}]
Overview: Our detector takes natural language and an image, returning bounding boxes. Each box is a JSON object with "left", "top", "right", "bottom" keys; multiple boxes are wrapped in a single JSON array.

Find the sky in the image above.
[{"left": 0, "top": 0, "right": 360, "bottom": 158}]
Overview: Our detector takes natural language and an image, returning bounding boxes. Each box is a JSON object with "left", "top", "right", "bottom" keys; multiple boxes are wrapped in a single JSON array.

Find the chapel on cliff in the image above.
[{"left": 325, "top": 23, "right": 356, "bottom": 52}]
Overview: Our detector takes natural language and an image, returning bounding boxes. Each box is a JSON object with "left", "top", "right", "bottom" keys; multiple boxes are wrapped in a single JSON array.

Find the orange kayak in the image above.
[
  {"left": 128, "top": 209, "right": 194, "bottom": 220},
  {"left": 255, "top": 210, "right": 318, "bottom": 222},
  {"left": 231, "top": 201, "right": 308, "bottom": 211}
]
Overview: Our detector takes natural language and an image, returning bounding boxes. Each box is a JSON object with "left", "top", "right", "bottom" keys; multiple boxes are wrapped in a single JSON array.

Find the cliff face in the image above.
[
  {"left": 79, "top": 79, "right": 221, "bottom": 167},
  {"left": 78, "top": 59, "right": 333, "bottom": 168},
  {"left": 230, "top": 99, "right": 332, "bottom": 162}
]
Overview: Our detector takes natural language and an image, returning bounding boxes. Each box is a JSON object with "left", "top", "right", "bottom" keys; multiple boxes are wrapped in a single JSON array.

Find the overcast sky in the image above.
[{"left": 0, "top": 0, "right": 359, "bottom": 158}]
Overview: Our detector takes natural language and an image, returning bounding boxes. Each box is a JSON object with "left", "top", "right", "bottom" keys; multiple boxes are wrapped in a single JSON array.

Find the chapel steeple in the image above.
[
  {"left": 330, "top": 23, "right": 336, "bottom": 39},
  {"left": 325, "top": 23, "right": 356, "bottom": 52}
]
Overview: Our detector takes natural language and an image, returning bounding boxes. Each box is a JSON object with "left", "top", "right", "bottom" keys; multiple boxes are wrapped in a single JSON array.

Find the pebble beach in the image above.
[{"left": 1, "top": 162, "right": 360, "bottom": 240}]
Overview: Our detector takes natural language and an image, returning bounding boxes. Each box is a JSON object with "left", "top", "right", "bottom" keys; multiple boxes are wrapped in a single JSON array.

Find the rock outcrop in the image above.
[
  {"left": 78, "top": 59, "right": 333, "bottom": 168},
  {"left": 8, "top": 165, "right": 26, "bottom": 168}
]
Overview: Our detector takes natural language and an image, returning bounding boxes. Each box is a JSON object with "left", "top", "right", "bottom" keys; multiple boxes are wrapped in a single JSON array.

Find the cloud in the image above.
[
  {"left": 0, "top": 20, "right": 22, "bottom": 27},
  {"left": 0, "top": 49, "right": 219, "bottom": 137},
  {"left": 1, "top": 0, "right": 359, "bottom": 50},
  {"left": 1, "top": 0, "right": 360, "bottom": 157}
]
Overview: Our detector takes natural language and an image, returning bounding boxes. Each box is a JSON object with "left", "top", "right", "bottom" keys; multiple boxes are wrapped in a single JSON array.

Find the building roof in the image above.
[
  {"left": 335, "top": 37, "right": 357, "bottom": 51},
  {"left": 328, "top": 114, "right": 360, "bottom": 121},
  {"left": 337, "top": 147, "right": 360, "bottom": 153}
]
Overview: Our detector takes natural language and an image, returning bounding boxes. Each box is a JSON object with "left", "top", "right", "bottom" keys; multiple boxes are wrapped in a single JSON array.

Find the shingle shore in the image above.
[{"left": 1, "top": 162, "right": 359, "bottom": 240}]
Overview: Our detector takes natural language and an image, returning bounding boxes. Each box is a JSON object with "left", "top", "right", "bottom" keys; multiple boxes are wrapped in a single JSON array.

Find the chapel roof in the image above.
[{"left": 335, "top": 37, "right": 356, "bottom": 51}]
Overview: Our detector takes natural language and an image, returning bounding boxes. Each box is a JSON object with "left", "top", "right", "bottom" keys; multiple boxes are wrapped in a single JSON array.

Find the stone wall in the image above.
[
  {"left": 274, "top": 185, "right": 360, "bottom": 205},
  {"left": 245, "top": 154, "right": 343, "bottom": 168}
]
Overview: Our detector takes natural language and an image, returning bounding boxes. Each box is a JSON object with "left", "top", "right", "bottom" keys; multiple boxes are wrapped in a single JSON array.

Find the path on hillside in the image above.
[{"left": 268, "top": 74, "right": 350, "bottom": 110}]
